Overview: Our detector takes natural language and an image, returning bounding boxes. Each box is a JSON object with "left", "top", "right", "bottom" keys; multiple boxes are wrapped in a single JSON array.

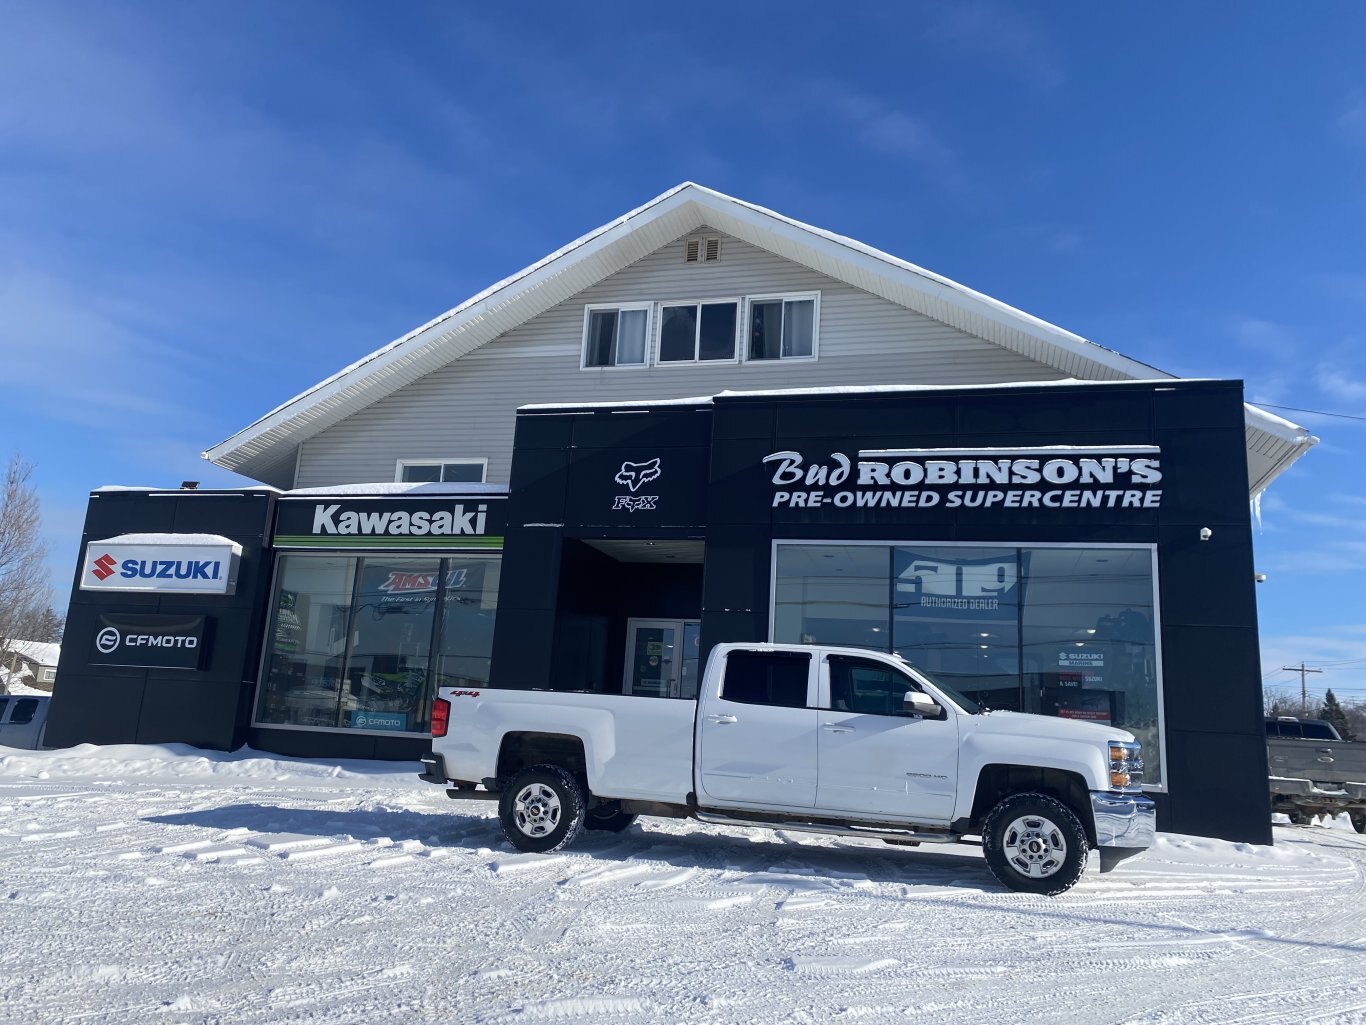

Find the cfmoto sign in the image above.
[{"left": 90, "top": 614, "right": 208, "bottom": 670}]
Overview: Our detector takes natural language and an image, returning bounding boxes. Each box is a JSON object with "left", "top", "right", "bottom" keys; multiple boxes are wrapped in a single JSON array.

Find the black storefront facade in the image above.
[
  {"left": 49, "top": 379, "right": 1270, "bottom": 843},
  {"left": 493, "top": 378, "right": 1267, "bottom": 844}
]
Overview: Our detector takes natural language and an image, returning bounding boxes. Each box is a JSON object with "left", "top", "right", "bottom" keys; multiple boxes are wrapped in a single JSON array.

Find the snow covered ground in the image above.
[{"left": 2, "top": 745, "right": 1365, "bottom": 1025}]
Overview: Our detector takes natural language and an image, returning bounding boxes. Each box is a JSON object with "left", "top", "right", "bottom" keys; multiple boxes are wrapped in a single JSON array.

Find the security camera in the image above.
[
  {"left": 1254, "top": 573, "right": 1267, "bottom": 583},
  {"left": 1199, "top": 527, "right": 1212, "bottom": 542}
]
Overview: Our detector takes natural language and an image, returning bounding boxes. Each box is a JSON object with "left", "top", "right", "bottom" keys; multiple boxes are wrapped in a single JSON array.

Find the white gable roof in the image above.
[{"left": 203, "top": 183, "right": 1315, "bottom": 494}]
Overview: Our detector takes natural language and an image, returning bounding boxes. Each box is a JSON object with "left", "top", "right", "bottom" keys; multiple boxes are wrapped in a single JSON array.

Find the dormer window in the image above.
[
  {"left": 658, "top": 300, "right": 738, "bottom": 363},
  {"left": 747, "top": 294, "right": 817, "bottom": 360},
  {"left": 580, "top": 291, "right": 819, "bottom": 369},
  {"left": 582, "top": 305, "right": 650, "bottom": 367}
]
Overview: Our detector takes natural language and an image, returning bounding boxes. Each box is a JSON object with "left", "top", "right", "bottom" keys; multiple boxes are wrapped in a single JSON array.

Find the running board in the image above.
[{"left": 694, "top": 811, "right": 956, "bottom": 845}]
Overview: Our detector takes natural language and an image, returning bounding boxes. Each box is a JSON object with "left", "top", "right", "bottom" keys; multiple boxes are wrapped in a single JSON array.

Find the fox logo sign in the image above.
[{"left": 615, "top": 458, "right": 661, "bottom": 493}]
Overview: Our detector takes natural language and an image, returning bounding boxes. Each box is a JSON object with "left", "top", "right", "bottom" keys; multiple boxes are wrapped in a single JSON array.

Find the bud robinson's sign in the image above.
[{"left": 763, "top": 446, "right": 1163, "bottom": 512}]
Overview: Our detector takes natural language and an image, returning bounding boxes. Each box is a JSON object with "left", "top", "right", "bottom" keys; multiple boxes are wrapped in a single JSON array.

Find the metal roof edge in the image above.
[
  {"left": 206, "top": 182, "right": 1192, "bottom": 473},
  {"left": 204, "top": 183, "right": 706, "bottom": 467}
]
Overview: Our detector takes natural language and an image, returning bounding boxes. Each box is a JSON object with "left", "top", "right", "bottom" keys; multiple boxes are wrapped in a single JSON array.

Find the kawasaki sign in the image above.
[
  {"left": 273, "top": 495, "right": 507, "bottom": 549},
  {"left": 79, "top": 535, "right": 242, "bottom": 594}
]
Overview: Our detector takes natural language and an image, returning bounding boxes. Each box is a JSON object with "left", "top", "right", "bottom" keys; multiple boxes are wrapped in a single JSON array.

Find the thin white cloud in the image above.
[
  {"left": 813, "top": 84, "right": 966, "bottom": 194},
  {"left": 1313, "top": 359, "right": 1366, "bottom": 403},
  {"left": 1231, "top": 317, "right": 1299, "bottom": 360},
  {"left": 919, "top": 3, "right": 1064, "bottom": 91},
  {"left": 1336, "top": 88, "right": 1366, "bottom": 145}
]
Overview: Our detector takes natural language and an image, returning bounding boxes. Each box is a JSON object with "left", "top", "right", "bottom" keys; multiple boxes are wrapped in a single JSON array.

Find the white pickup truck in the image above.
[{"left": 420, "top": 642, "right": 1155, "bottom": 894}]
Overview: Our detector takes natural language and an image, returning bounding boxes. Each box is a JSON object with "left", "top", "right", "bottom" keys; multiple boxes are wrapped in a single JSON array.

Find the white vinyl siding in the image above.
[{"left": 294, "top": 229, "right": 1065, "bottom": 488}]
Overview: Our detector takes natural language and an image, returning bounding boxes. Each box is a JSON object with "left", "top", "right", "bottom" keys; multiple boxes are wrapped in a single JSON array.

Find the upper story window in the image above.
[
  {"left": 583, "top": 304, "right": 650, "bottom": 368},
  {"left": 659, "top": 300, "right": 739, "bottom": 363},
  {"left": 582, "top": 291, "right": 820, "bottom": 369},
  {"left": 41, "top": 669, "right": 55, "bottom": 682},
  {"left": 397, "top": 459, "right": 487, "bottom": 484},
  {"left": 748, "top": 294, "right": 817, "bottom": 360}
]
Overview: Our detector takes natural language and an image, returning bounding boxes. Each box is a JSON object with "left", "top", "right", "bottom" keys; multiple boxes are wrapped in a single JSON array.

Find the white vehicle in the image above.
[
  {"left": 0, "top": 694, "right": 51, "bottom": 750},
  {"left": 420, "top": 643, "right": 1155, "bottom": 895}
]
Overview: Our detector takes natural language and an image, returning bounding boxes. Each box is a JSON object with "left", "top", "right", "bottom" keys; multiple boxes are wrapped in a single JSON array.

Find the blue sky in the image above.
[{"left": 2, "top": 2, "right": 1364, "bottom": 706}]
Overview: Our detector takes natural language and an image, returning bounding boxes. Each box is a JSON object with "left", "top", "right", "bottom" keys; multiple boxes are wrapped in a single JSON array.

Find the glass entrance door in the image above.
[{"left": 625, "top": 619, "right": 700, "bottom": 698}]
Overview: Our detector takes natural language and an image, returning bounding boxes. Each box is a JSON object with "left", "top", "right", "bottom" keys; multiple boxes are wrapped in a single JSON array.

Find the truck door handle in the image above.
[
  {"left": 822, "top": 723, "right": 854, "bottom": 734},
  {"left": 706, "top": 714, "right": 737, "bottom": 725}
]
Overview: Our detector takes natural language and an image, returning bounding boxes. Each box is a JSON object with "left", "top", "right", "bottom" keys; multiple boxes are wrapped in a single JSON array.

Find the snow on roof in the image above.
[
  {"left": 201, "top": 182, "right": 1316, "bottom": 495},
  {"left": 92, "top": 485, "right": 282, "bottom": 494},
  {"left": 201, "top": 184, "right": 1172, "bottom": 469},
  {"left": 282, "top": 482, "right": 510, "bottom": 498},
  {"left": 3, "top": 640, "right": 60, "bottom": 666},
  {"left": 95, "top": 533, "right": 241, "bottom": 548},
  {"left": 520, "top": 378, "right": 1187, "bottom": 412}
]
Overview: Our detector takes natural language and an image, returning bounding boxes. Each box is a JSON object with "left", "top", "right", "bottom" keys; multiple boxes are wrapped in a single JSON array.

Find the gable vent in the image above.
[{"left": 684, "top": 236, "right": 721, "bottom": 263}]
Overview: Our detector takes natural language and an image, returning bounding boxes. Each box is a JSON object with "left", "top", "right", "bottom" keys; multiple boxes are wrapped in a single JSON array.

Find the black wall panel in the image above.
[{"left": 47, "top": 489, "right": 277, "bottom": 752}]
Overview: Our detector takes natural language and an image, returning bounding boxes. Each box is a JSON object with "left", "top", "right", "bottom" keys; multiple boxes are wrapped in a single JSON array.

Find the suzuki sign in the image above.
[{"left": 79, "top": 535, "right": 242, "bottom": 595}]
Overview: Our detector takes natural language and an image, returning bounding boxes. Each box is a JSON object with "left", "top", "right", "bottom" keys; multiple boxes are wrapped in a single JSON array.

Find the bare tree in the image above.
[{"left": 0, "top": 454, "right": 52, "bottom": 691}]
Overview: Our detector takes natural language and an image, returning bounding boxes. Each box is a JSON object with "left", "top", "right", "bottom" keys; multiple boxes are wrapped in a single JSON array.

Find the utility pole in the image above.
[{"left": 1282, "top": 663, "right": 1324, "bottom": 716}]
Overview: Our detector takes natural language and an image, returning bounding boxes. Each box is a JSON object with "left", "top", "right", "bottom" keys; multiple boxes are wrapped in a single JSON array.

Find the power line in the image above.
[
  {"left": 1282, "top": 663, "right": 1324, "bottom": 713},
  {"left": 1257, "top": 402, "right": 1366, "bottom": 423}
]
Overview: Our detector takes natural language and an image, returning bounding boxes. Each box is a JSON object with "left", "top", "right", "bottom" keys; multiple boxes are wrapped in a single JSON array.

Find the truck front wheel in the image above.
[
  {"left": 499, "top": 764, "right": 587, "bottom": 854},
  {"left": 981, "top": 793, "right": 1089, "bottom": 896}
]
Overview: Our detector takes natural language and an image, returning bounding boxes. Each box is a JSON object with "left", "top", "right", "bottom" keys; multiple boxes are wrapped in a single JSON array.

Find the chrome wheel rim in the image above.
[
  {"left": 513, "top": 782, "right": 562, "bottom": 838},
  {"left": 1002, "top": 814, "right": 1067, "bottom": 879}
]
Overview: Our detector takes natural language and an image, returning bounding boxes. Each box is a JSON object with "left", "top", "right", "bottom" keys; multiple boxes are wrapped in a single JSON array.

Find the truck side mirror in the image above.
[{"left": 904, "top": 690, "right": 943, "bottom": 719}]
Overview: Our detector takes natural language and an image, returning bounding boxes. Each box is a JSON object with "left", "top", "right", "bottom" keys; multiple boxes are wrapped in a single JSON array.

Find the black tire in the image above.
[
  {"left": 498, "top": 764, "right": 587, "bottom": 854},
  {"left": 584, "top": 802, "right": 638, "bottom": 833},
  {"left": 981, "top": 793, "right": 1089, "bottom": 896}
]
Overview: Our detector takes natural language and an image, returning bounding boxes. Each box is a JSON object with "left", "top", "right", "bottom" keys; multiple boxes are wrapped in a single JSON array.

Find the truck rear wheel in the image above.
[
  {"left": 981, "top": 793, "right": 1089, "bottom": 896},
  {"left": 499, "top": 764, "right": 587, "bottom": 854}
]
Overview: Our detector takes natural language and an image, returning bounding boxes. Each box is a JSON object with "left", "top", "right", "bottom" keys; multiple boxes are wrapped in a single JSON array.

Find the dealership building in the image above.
[{"left": 47, "top": 184, "right": 1315, "bottom": 844}]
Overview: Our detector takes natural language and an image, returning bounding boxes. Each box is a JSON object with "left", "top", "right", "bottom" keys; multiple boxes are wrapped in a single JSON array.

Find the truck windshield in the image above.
[{"left": 896, "top": 661, "right": 982, "bottom": 715}]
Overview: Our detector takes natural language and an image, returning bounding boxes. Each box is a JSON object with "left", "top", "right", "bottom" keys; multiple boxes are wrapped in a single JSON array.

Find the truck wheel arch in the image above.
[
  {"left": 496, "top": 732, "right": 588, "bottom": 788},
  {"left": 968, "top": 764, "right": 1095, "bottom": 845}
]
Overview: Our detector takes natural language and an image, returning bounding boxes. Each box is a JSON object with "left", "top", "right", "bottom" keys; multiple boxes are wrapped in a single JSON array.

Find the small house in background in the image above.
[{"left": 1, "top": 640, "right": 61, "bottom": 693}]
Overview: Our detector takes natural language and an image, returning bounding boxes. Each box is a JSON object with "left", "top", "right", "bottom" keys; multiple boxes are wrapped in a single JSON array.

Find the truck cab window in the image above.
[
  {"left": 828, "top": 656, "right": 916, "bottom": 715},
  {"left": 10, "top": 699, "right": 37, "bottom": 725},
  {"left": 720, "top": 651, "right": 810, "bottom": 708}
]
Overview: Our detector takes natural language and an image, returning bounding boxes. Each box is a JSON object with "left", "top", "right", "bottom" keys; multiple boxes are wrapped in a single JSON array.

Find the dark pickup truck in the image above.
[{"left": 1267, "top": 716, "right": 1366, "bottom": 832}]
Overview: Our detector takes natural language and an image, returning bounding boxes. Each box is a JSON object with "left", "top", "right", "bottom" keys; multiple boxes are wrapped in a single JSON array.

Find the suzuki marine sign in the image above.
[{"left": 80, "top": 535, "right": 242, "bottom": 595}]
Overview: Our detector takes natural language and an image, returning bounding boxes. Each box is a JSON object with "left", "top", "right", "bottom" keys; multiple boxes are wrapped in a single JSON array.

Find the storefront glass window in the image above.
[
  {"left": 773, "top": 545, "right": 891, "bottom": 648},
  {"left": 256, "top": 553, "right": 500, "bottom": 735},
  {"left": 892, "top": 546, "right": 1022, "bottom": 711},
  {"left": 773, "top": 542, "right": 1162, "bottom": 784},
  {"left": 434, "top": 557, "right": 500, "bottom": 689},
  {"left": 257, "top": 557, "right": 356, "bottom": 730},
  {"left": 1020, "top": 546, "right": 1159, "bottom": 781}
]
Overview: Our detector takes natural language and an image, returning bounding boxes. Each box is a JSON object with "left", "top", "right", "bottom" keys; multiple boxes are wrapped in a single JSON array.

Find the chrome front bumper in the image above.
[{"left": 1091, "top": 790, "right": 1157, "bottom": 849}]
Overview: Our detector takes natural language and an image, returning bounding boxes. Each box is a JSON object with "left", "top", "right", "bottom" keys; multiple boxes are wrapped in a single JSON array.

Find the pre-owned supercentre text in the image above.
[{"left": 763, "top": 450, "right": 1164, "bottom": 510}]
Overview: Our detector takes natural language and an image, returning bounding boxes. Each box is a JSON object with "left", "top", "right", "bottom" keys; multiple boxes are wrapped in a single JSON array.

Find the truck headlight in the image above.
[{"left": 1109, "top": 742, "right": 1144, "bottom": 791}]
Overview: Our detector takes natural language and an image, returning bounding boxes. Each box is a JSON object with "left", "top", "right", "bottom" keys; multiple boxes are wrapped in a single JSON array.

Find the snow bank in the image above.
[{"left": 0, "top": 743, "right": 426, "bottom": 787}]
